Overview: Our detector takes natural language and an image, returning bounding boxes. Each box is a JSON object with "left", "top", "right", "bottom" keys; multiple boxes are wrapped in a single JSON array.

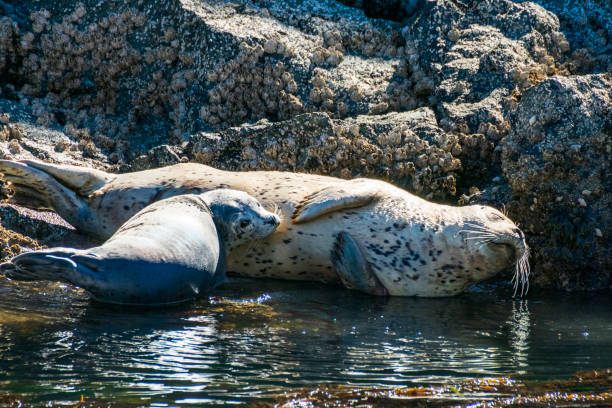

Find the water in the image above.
[{"left": 1, "top": 277, "right": 611, "bottom": 406}]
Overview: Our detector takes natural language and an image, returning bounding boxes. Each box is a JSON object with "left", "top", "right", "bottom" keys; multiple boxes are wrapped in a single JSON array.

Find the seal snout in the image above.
[
  {"left": 489, "top": 225, "right": 531, "bottom": 297},
  {"left": 265, "top": 214, "right": 281, "bottom": 227},
  {"left": 488, "top": 227, "right": 527, "bottom": 264}
]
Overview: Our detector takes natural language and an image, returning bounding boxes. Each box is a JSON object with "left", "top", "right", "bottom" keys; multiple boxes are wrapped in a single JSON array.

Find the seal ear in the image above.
[{"left": 291, "top": 180, "right": 382, "bottom": 224}]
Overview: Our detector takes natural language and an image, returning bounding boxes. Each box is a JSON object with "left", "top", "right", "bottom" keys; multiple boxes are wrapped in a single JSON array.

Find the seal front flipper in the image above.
[
  {"left": 331, "top": 231, "right": 388, "bottom": 296},
  {"left": 291, "top": 180, "right": 382, "bottom": 224}
]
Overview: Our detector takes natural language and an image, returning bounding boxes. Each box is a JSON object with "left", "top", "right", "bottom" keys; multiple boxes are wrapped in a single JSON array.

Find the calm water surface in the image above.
[{"left": 0, "top": 277, "right": 611, "bottom": 405}]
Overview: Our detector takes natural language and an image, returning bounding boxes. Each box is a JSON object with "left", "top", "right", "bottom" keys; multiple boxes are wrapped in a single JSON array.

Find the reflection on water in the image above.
[
  {"left": 508, "top": 300, "right": 530, "bottom": 373},
  {"left": 0, "top": 277, "right": 611, "bottom": 406}
]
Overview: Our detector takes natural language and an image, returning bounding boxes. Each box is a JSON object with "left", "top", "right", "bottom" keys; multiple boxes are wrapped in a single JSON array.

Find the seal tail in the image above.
[{"left": 0, "top": 248, "right": 98, "bottom": 287}]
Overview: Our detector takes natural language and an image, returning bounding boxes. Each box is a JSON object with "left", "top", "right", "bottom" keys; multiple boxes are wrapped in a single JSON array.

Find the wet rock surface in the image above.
[
  {"left": 502, "top": 74, "right": 611, "bottom": 291},
  {"left": 0, "top": 0, "right": 610, "bottom": 291}
]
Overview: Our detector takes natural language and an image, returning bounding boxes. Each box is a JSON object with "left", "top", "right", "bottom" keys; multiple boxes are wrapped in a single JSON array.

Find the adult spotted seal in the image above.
[
  {"left": 0, "top": 160, "right": 529, "bottom": 297},
  {"left": 0, "top": 189, "right": 280, "bottom": 305}
]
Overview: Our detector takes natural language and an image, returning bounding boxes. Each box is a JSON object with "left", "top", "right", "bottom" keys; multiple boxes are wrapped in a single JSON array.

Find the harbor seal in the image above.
[
  {"left": 0, "top": 189, "right": 280, "bottom": 305},
  {"left": 0, "top": 160, "right": 529, "bottom": 297}
]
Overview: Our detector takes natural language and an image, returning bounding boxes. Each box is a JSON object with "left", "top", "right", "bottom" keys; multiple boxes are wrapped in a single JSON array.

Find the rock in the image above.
[
  {"left": 409, "top": 0, "right": 570, "bottom": 132},
  {"left": 0, "top": 99, "right": 112, "bottom": 167},
  {"left": 131, "top": 144, "right": 181, "bottom": 171},
  {"left": 0, "top": 0, "right": 430, "bottom": 155},
  {"left": 189, "top": 109, "right": 460, "bottom": 198},
  {"left": 535, "top": 0, "right": 612, "bottom": 74},
  {"left": 502, "top": 74, "right": 612, "bottom": 291}
]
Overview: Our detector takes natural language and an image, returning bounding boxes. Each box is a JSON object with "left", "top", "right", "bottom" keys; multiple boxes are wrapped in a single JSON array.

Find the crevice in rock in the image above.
[{"left": 335, "top": 0, "right": 423, "bottom": 22}]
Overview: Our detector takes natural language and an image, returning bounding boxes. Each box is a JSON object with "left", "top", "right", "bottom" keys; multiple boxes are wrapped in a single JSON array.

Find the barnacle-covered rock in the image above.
[
  {"left": 0, "top": 99, "right": 116, "bottom": 170},
  {"left": 536, "top": 0, "right": 612, "bottom": 74},
  {"left": 131, "top": 144, "right": 182, "bottom": 171},
  {"left": 0, "top": 0, "right": 435, "bottom": 155},
  {"left": 190, "top": 108, "right": 460, "bottom": 198},
  {"left": 502, "top": 74, "right": 612, "bottom": 291},
  {"left": 408, "top": 0, "right": 572, "bottom": 132}
]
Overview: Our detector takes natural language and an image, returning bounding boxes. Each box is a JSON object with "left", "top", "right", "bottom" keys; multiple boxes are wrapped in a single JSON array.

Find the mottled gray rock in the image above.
[
  {"left": 131, "top": 144, "right": 182, "bottom": 171},
  {"left": 0, "top": 0, "right": 426, "bottom": 157},
  {"left": 0, "top": 99, "right": 112, "bottom": 166},
  {"left": 502, "top": 73, "right": 611, "bottom": 291},
  {"left": 408, "top": 0, "right": 570, "bottom": 131},
  {"left": 534, "top": 0, "right": 612, "bottom": 74},
  {"left": 189, "top": 108, "right": 461, "bottom": 197}
]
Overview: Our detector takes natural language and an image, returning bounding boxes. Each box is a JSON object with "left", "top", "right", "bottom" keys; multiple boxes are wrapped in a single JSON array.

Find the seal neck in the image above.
[{"left": 206, "top": 201, "right": 232, "bottom": 248}]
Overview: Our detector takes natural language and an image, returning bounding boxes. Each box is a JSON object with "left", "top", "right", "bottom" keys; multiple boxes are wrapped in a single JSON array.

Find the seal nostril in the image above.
[
  {"left": 513, "top": 227, "right": 523, "bottom": 237},
  {"left": 266, "top": 217, "right": 279, "bottom": 226}
]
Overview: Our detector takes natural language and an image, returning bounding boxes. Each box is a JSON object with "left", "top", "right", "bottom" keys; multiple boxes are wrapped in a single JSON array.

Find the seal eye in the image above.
[
  {"left": 240, "top": 219, "right": 251, "bottom": 228},
  {"left": 488, "top": 212, "right": 504, "bottom": 221}
]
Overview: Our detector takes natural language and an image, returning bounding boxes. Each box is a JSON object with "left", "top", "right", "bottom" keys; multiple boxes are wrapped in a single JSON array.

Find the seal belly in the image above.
[{"left": 227, "top": 214, "right": 342, "bottom": 283}]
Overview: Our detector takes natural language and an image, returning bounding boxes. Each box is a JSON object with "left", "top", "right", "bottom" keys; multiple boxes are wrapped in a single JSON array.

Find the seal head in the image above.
[
  {"left": 459, "top": 206, "right": 530, "bottom": 296},
  {"left": 204, "top": 189, "right": 281, "bottom": 251}
]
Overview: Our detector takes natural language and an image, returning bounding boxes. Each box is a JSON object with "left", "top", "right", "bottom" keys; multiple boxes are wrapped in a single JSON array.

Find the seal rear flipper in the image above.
[
  {"left": 331, "top": 231, "right": 388, "bottom": 296},
  {"left": 291, "top": 180, "right": 382, "bottom": 224},
  {"left": 1, "top": 249, "right": 81, "bottom": 282},
  {"left": 20, "top": 160, "right": 114, "bottom": 196},
  {"left": 2, "top": 249, "right": 104, "bottom": 293},
  {"left": 0, "top": 160, "right": 100, "bottom": 234}
]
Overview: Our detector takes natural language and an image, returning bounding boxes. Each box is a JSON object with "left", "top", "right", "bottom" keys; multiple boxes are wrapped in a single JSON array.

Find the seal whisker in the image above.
[
  {"left": 512, "top": 246, "right": 531, "bottom": 297},
  {"left": 521, "top": 249, "right": 531, "bottom": 296},
  {"left": 457, "top": 228, "right": 495, "bottom": 233},
  {"left": 457, "top": 229, "right": 498, "bottom": 237},
  {"left": 462, "top": 232, "right": 496, "bottom": 237},
  {"left": 462, "top": 228, "right": 499, "bottom": 236},
  {"left": 459, "top": 229, "right": 496, "bottom": 235},
  {"left": 462, "top": 223, "right": 496, "bottom": 233}
]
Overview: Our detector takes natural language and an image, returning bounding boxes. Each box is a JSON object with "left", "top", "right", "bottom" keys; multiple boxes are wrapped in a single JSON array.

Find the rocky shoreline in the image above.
[{"left": 0, "top": 0, "right": 610, "bottom": 292}]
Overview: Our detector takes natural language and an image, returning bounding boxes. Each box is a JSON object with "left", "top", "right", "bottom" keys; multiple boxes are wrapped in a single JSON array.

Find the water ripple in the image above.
[{"left": 1, "top": 278, "right": 611, "bottom": 405}]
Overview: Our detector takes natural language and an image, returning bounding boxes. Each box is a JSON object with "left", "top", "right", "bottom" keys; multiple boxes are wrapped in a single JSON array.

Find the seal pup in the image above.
[
  {"left": 0, "top": 189, "right": 280, "bottom": 305},
  {"left": 0, "top": 160, "right": 529, "bottom": 297}
]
